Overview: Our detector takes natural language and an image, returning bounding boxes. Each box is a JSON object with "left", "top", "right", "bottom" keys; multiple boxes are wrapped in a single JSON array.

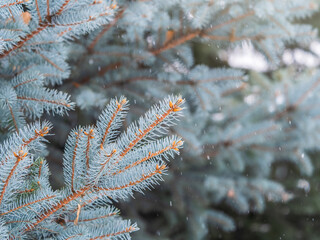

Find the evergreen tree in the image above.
[{"left": 1, "top": 0, "right": 320, "bottom": 239}]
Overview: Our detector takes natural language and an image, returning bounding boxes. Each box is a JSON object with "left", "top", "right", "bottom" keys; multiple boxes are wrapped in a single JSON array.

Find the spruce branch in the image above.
[{"left": 0, "top": 95, "right": 184, "bottom": 238}]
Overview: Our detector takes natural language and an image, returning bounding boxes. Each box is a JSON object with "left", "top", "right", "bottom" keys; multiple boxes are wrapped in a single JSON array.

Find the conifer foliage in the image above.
[
  {"left": 0, "top": 0, "right": 116, "bottom": 137},
  {"left": 0, "top": 0, "right": 186, "bottom": 238},
  {"left": 1, "top": 0, "right": 320, "bottom": 239},
  {"left": 0, "top": 96, "right": 184, "bottom": 239}
]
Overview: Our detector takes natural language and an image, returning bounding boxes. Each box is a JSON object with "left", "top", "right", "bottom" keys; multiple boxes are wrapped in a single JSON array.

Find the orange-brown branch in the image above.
[
  {"left": 35, "top": 0, "right": 42, "bottom": 23},
  {"left": 97, "top": 149, "right": 116, "bottom": 177},
  {"left": 150, "top": 30, "right": 201, "bottom": 55},
  {"left": 57, "top": 27, "right": 72, "bottom": 37},
  {"left": 17, "top": 96, "right": 71, "bottom": 108},
  {"left": 113, "top": 147, "right": 171, "bottom": 175},
  {"left": 54, "top": 17, "right": 96, "bottom": 27},
  {"left": 6, "top": 100, "right": 19, "bottom": 134},
  {"left": 294, "top": 77, "right": 320, "bottom": 107},
  {"left": 179, "top": 75, "right": 245, "bottom": 84},
  {"left": 207, "top": 10, "right": 255, "bottom": 32},
  {"left": 98, "top": 166, "right": 165, "bottom": 191},
  {"left": 228, "top": 125, "right": 278, "bottom": 146},
  {"left": 100, "top": 99, "right": 127, "bottom": 149},
  {"left": 221, "top": 82, "right": 247, "bottom": 97},
  {"left": 22, "top": 126, "right": 49, "bottom": 148},
  {"left": 24, "top": 186, "right": 90, "bottom": 232},
  {"left": 38, "top": 53, "right": 64, "bottom": 72},
  {"left": 71, "top": 130, "right": 82, "bottom": 192},
  {"left": 13, "top": 78, "right": 38, "bottom": 89},
  {"left": 0, "top": 1, "right": 26, "bottom": 9},
  {"left": 84, "top": 129, "right": 94, "bottom": 171},
  {"left": 118, "top": 99, "right": 183, "bottom": 160},
  {"left": 116, "top": 112, "right": 170, "bottom": 163},
  {"left": 46, "top": 0, "right": 50, "bottom": 16},
  {"left": 150, "top": 10, "right": 255, "bottom": 56},
  {"left": 103, "top": 77, "right": 157, "bottom": 89},
  {"left": 113, "top": 140, "right": 182, "bottom": 176},
  {"left": 17, "top": 188, "right": 35, "bottom": 194},
  {"left": 88, "top": 8, "right": 125, "bottom": 51},
  {"left": 104, "top": 74, "right": 245, "bottom": 89},
  {"left": 0, "top": 150, "right": 28, "bottom": 207},
  {"left": 56, "top": 0, "right": 72, "bottom": 16},
  {"left": 78, "top": 211, "right": 118, "bottom": 222},
  {"left": 65, "top": 234, "right": 83, "bottom": 240},
  {"left": 38, "top": 159, "right": 43, "bottom": 178},
  {"left": 1, "top": 195, "right": 56, "bottom": 216},
  {"left": 24, "top": 165, "right": 165, "bottom": 232},
  {"left": 98, "top": 62, "right": 122, "bottom": 77},
  {"left": 0, "top": 24, "right": 48, "bottom": 59},
  {"left": 274, "top": 77, "right": 320, "bottom": 120},
  {"left": 89, "top": 226, "right": 136, "bottom": 240}
]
